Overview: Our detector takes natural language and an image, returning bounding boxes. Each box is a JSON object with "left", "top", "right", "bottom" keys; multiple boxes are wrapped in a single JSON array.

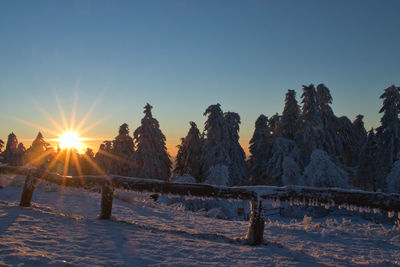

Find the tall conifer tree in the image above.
[
  {"left": 224, "top": 112, "right": 249, "bottom": 185},
  {"left": 131, "top": 103, "right": 171, "bottom": 180},
  {"left": 248, "top": 115, "right": 272, "bottom": 185},
  {"left": 281, "top": 89, "right": 300, "bottom": 140},
  {"left": 201, "top": 104, "right": 231, "bottom": 185},
  {"left": 112, "top": 123, "right": 134, "bottom": 175}
]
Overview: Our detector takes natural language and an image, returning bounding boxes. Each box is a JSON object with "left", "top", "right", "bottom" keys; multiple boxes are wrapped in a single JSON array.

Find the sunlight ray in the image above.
[
  {"left": 70, "top": 90, "right": 78, "bottom": 130},
  {"left": 11, "top": 116, "right": 60, "bottom": 137},
  {"left": 62, "top": 149, "right": 71, "bottom": 187},
  {"left": 32, "top": 100, "right": 64, "bottom": 134},
  {"left": 23, "top": 149, "right": 54, "bottom": 167},
  {"left": 98, "top": 149, "right": 132, "bottom": 165},
  {"left": 75, "top": 90, "right": 105, "bottom": 133},
  {"left": 79, "top": 114, "right": 113, "bottom": 136},
  {"left": 82, "top": 153, "right": 108, "bottom": 177},
  {"left": 71, "top": 151, "right": 85, "bottom": 187},
  {"left": 55, "top": 94, "right": 70, "bottom": 131},
  {"left": 45, "top": 152, "right": 63, "bottom": 173}
]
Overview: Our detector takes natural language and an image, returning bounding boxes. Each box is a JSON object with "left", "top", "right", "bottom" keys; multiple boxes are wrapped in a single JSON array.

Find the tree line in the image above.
[{"left": 1, "top": 84, "right": 400, "bottom": 193}]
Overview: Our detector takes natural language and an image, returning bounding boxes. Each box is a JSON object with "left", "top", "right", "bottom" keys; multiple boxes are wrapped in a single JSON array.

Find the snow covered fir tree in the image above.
[
  {"left": 111, "top": 123, "right": 134, "bottom": 176},
  {"left": 130, "top": 103, "right": 171, "bottom": 180},
  {"left": 173, "top": 121, "right": 203, "bottom": 182}
]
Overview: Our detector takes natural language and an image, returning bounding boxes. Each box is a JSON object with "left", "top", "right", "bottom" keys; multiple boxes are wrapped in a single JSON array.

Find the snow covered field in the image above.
[{"left": 0, "top": 175, "right": 399, "bottom": 266}]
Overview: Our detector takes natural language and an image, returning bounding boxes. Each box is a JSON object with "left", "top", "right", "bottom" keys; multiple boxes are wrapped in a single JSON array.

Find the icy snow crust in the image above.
[{"left": 0, "top": 175, "right": 399, "bottom": 266}]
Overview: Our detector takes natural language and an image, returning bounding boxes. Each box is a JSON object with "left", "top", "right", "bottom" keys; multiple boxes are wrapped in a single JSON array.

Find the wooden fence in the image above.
[{"left": 1, "top": 165, "right": 400, "bottom": 245}]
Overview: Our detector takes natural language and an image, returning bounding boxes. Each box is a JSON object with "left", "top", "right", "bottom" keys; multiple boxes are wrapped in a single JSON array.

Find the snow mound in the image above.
[{"left": 171, "top": 174, "right": 197, "bottom": 183}]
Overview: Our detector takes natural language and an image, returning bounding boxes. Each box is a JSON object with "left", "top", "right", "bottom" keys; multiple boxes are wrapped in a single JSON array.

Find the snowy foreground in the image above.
[{"left": 0, "top": 175, "right": 399, "bottom": 266}]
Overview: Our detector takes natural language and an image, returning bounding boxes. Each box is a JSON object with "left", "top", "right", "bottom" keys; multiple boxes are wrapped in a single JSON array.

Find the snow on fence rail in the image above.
[{"left": 1, "top": 165, "right": 400, "bottom": 245}]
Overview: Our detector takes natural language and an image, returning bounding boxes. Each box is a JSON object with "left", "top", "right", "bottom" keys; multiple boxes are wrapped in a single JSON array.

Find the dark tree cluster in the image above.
[{"left": 2, "top": 85, "right": 400, "bottom": 193}]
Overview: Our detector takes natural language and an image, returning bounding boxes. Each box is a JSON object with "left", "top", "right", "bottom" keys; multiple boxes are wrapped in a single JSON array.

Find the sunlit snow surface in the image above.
[{"left": 0, "top": 175, "right": 399, "bottom": 266}]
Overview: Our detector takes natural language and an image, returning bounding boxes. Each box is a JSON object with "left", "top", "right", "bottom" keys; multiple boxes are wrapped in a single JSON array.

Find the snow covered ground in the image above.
[{"left": 0, "top": 175, "right": 399, "bottom": 266}]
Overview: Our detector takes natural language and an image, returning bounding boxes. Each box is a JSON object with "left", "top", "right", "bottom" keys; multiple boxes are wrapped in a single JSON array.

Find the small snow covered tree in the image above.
[
  {"left": 224, "top": 112, "right": 249, "bottom": 185},
  {"left": 386, "top": 154, "right": 400, "bottom": 193},
  {"left": 201, "top": 104, "right": 231, "bottom": 185},
  {"left": 16, "top": 143, "right": 26, "bottom": 166},
  {"left": 280, "top": 89, "right": 300, "bottom": 140},
  {"left": 131, "top": 103, "right": 171, "bottom": 180},
  {"left": 204, "top": 164, "right": 230, "bottom": 186},
  {"left": 95, "top": 142, "right": 113, "bottom": 174},
  {"left": 111, "top": 123, "right": 134, "bottom": 175},
  {"left": 303, "top": 149, "right": 348, "bottom": 188},
  {"left": 265, "top": 137, "right": 300, "bottom": 185},
  {"left": 281, "top": 156, "right": 303, "bottom": 185},
  {"left": 2, "top": 132, "right": 20, "bottom": 166},
  {"left": 174, "top": 121, "right": 202, "bottom": 181},
  {"left": 376, "top": 85, "right": 400, "bottom": 179},
  {"left": 248, "top": 115, "right": 272, "bottom": 185},
  {"left": 25, "top": 132, "right": 50, "bottom": 167},
  {"left": 81, "top": 147, "right": 95, "bottom": 175}
]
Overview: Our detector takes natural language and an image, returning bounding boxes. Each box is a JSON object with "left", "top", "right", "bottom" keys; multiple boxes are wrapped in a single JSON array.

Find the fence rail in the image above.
[{"left": 1, "top": 165, "right": 400, "bottom": 245}]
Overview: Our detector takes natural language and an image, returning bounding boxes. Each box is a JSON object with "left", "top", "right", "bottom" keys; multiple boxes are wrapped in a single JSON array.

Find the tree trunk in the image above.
[
  {"left": 245, "top": 199, "right": 265, "bottom": 245},
  {"left": 100, "top": 180, "right": 114, "bottom": 219},
  {"left": 20, "top": 172, "right": 37, "bottom": 207}
]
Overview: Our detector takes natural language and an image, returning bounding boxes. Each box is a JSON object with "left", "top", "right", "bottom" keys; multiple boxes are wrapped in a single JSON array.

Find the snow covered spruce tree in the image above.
[
  {"left": 111, "top": 123, "right": 134, "bottom": 176},
  {"left": 315, "top": 84, "right": 344, "bottom": 161},
  {"left": 131, "top": 103, "right": 171, "bottom": 180},
  {"left": 303, "top": 149, "right": 348, "bottom": 188},
  {"left": 336, "top": 116, "right": 360, "bottom": 167},
  {"left": 25, "top": 132, "right": 50, "bottom": 167},
  {"left": 201, "top": 104, "right": 231, "bottom": 186},
  {"left": 376, "top": 85, "right": 400, "bottom": 182},
  {"left": 174, "top": 121, "right": 202, "bottom": 182},
  {"left": 357, "top": 129, "right": 381, "bottom": 191},
  {"left": 2, "top": 132, "right": 21, "bottom": 166},
  {"left": 266, "top": 137, "right": 301, "bottom": 185},
  {"left": 297, "top": 84, "right": 324, "bottom": 164},
  {"left": 224, "top": 111, "right": 249, "bottom": 185},
  {"left": 248, "top": 115, "right": 272, "bottom": 185},
  {"left": 280, "top": 89, "right": 300, "bottom": 140}
]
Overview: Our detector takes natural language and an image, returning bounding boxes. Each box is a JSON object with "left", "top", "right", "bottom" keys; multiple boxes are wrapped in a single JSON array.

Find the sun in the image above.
[{"left": 58, "top": 131, "right": 83, "bottom": 151}]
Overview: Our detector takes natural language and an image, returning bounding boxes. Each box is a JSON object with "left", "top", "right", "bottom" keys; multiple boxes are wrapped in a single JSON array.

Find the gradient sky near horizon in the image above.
[{"left": 1, "top": 0, "right": 399, "bottom": 155}]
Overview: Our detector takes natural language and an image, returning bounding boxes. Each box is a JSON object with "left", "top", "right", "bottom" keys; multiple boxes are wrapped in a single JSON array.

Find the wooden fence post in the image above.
[
  {"left": 245, "top": 199, "right": 265, "bottom": 245},
  {"left": 100, "top": 180, "right": 114, "bottom": 219},
  {"left": 20, "top": 171, "right": 37, "bottom": 207}
]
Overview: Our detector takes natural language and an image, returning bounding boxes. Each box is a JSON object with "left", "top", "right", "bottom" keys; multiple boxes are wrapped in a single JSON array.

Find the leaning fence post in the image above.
[
  {"left": 20, "top": 171, "right": 38, "bottom": 207},
  {"left": 100, "top": 179, "right": 114, "bottom": 219},
  {"left": 245, "top": 198, "right": 265, "bottom": 245}
]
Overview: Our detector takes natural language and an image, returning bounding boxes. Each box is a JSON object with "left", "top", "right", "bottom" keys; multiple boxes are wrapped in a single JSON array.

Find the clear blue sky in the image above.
[{"left": 0, "top": 0, "right": 399, "bottom": 154}]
